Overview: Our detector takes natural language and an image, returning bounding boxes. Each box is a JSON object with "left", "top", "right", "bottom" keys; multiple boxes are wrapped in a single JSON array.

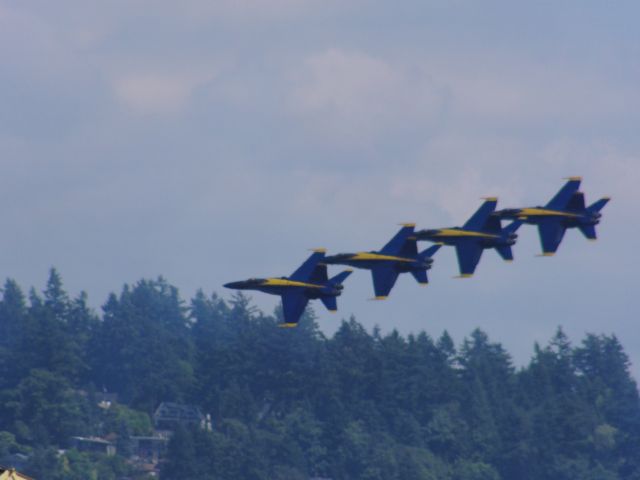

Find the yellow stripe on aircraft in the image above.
[
  {"left": 263, "top": 278, "right": 324, "bottom": 289},
  {"left": 517, "top": 208, "right": 580, "bottom": 218},
  {"left": 431, "top": 229, "right": 499, "bottom": 239},
  {"left": 350, "top": 252, "right": 415, "bottom": 263}
]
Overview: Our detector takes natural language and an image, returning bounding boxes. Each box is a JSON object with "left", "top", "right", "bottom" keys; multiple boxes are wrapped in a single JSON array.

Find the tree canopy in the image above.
[{"left": 0, "top": 270, "right": 638, "bottom": 479}]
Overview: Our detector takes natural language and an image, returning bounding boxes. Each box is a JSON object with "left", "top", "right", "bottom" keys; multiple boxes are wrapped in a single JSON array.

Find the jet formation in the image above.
[{"left": 225, "top": 178, "right": 609, "bottom": 327}]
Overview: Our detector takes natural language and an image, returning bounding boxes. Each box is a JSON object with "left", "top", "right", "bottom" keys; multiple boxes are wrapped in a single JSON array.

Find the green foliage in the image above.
[{"left": 1, "top": 272, "right": 640, "bottom": 480}]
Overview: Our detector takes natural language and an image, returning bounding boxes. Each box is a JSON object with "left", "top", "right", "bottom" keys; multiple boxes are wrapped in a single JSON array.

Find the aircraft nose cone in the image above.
[{"left": 224, "top": 281, "right": 241, "bottom": 289}]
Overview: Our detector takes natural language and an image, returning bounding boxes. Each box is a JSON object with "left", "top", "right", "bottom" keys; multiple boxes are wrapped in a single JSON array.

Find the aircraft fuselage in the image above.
[
  {"left": 324, "top": 252, "right": 433, "bottom": 273},
  {"left": 223, "top": 277, "right": 343, "bottom": 299}
]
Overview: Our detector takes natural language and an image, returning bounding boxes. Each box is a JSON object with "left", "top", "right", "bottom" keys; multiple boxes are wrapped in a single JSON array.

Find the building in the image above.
[
  {"left": 153, "top": 402, "right": 206, "bottom": 431},
  {"left": 70, "top": 437, "right": 116, "bottom": 456},
  {"left": 0, "top": 466, "right": 34, "bottom": 480},
  {"left": 130, "top": 435, "right": 169, "bottom": 462}
]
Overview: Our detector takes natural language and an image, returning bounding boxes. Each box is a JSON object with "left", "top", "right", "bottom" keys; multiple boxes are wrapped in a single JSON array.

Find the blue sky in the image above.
[{"left": 1, "top": 1, "right": 639, "bottom": 371}]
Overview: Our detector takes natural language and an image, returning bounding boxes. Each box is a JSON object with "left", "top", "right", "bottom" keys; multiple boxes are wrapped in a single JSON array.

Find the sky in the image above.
[{"left": 1, "top": 1, "right": 639, "bottom": 372}]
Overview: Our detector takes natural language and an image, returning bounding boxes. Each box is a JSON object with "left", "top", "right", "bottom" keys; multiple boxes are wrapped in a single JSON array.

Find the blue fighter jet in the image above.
[
  {"left": 224, "top": 250, "right": 352, "bottom": 328},
  {"left": 495, "top": 177, "right": 610, "bottom": 256},
  {"left": 323, "top": 224, "right": 441, "bottom": 299},
  {"left": 415, "top": 198, "right": 523, "bottom": 277}
]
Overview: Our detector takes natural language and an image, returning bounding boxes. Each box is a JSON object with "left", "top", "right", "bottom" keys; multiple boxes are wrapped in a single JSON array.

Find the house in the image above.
[
  {"left": 130, "top": 435, "right": 169, "bottom": 462},
  {"left": 153, "top": 402, "right": 206, "bottom": 431},
  {"left": 70, "top": 437, "right": 116, "bottom": 456},
  {"left": 0, "top": 455, "right": 28, "bottom": 473},
  {"left": 0, "top": 466, "right": 34, "bottom": 480}
]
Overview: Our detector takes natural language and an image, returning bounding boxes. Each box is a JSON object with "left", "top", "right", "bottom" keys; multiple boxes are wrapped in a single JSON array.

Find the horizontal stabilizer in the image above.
[
  {"left": 320, "top": 296, "right": 337, "bottom": 312},
  {"left": 411, "top": 269, "right": 429, "bottom": 285},
  {"left": 579, "top": 224, "right": 597, "bottom": 240},
  {"left": 587, "top": 197, "right": 610, "bottom": 213},
  {"left": 546, "top": 178, "right": 581, "bottom": 210},
  {"left": 495, "top": 245, "right": 513, "bottom": 261}
]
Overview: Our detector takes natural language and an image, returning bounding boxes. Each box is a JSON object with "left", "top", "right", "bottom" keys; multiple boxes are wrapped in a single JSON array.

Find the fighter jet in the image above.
[
  {"left": 323, "top": 224, "right": 441, "bottom": 299},
  {"left": 224, "top": 250, "right": 352, "bottom": 328},
  {"left": 415, "top": 198, "right": 522, "bottom": 277},
  {"left": 494, "top": 177, "right": 610, "bottom": 256}
]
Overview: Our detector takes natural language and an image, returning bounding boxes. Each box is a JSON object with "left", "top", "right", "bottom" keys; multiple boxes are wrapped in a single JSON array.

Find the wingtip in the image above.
[
  {"left": 398, "top": 222, "right": 416, "bottom": 227},
  {"left": 454, "top": 274, "right": 473, "bottom": 279},
  {"left": 370, "top": 296, "right": 388, "bottom": 301},
  {"left": 418, "top": 282, "right": 429, "bottom": 286},
  {"left": 481, "top": 196, "right": 498, "bottom": 202},
  {"left": 278, "top": 323, "right": 298, "bottom": 328},
  {"left": 310, "top": 248, "right": 327, "bottom": 253},
  {"left": 327, "top": 309, "right": 338, "bottom": 313},
  {"left": 563, "top": 176, "right": 582, "bottom": 181},
  {"left": 536, "top": 252, "right": 555, "bottom": 257},
  {"left": 504, "top": 259, "right": 514, "bottom": 263}
]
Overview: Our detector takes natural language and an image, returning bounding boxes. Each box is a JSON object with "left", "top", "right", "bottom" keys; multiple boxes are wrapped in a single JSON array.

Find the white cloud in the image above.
[
  {"left": 112, "top": 71, "right": 216, "bottom": 114},
  {"left": 289, "top": 49, "right": 446, "bottom": 144}
]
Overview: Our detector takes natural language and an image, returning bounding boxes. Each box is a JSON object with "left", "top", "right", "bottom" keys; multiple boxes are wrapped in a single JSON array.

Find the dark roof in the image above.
[{"left": 154, "top": 402, "right": 204, "bottom": 422}]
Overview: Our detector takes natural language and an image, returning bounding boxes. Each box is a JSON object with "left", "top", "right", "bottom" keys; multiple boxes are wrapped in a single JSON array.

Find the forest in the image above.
[{"left": 0, "top": 269, "right": 639, "bottom": 479}]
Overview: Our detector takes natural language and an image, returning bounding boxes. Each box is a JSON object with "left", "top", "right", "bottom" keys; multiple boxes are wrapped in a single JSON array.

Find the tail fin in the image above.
[
  {"left": 290, "top": 250, "right": 325, "bottom": 281},
  {"left": 418, "top": 244, "right": 441, "bottom": 260},
  {"left": 546, "top": 178, "right": 581, "bottom": 210},
  {"left": 380, "top": 224, "right": 415, "bottom": 255},
  {"left": 463, "top": 198, "right": 497, "bottom": 231},
  {"left": 411, "top": 269, "right": 429, "bottom": 285},
  {"left": 587, "top": 197, "right": 610, "bottom": 214},
  {"left": 566, "top": 192, "right": 586, "bottom": 212}
]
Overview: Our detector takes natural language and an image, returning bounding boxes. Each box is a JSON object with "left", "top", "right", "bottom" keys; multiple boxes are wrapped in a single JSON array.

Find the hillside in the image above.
[{"left": 0, "top": 270, "right": 638, "bottom": 479}]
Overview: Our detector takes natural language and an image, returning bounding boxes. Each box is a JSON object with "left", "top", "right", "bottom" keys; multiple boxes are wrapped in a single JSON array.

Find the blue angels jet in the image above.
[
  {"left": 224, "top": 250, "right": 352, "bottom": 328},
  {"left": 495, "top": 177, "right": 610, "bottom": 256},
  {"left": 415, "top": 198, "right": 523, "bottom": 278},
  {"left": 323, "top": 224, "right": 441, "bottom": 299}
]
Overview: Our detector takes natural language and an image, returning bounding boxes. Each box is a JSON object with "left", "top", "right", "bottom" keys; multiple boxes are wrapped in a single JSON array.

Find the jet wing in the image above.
[
  {"left": 537, "top": 218, "right": 567, "bottom": 255},
  {"left": 545, "top": 178, "right": 581, "bottom": 210},
  {"left": 454, "top": 240, "right": 484, "bottom": 277},
  {"left": 280, "top": 292, "right": 309, "bottom": 326},
  {"left": 380, "top": 225, "right": 415, "bottom": 255},
  {"left": 463, "top": 198, "right": 497, "bottom": 231},
  {"left": 371, "top": 265, "right": 400, "bottom": 298},
  {"left": 289, "top": 251, "right": 325, "bottom": 282}
]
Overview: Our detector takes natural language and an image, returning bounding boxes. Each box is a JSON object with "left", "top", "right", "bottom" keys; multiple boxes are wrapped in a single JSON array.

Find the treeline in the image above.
[{"left": 0, "top": 269, "right": 639, "bottom": 479}]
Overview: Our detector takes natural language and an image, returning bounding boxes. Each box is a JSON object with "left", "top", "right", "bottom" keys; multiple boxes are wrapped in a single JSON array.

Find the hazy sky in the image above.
[{"left": 1, "top": 1, "right": 639, "bottom": 371}]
